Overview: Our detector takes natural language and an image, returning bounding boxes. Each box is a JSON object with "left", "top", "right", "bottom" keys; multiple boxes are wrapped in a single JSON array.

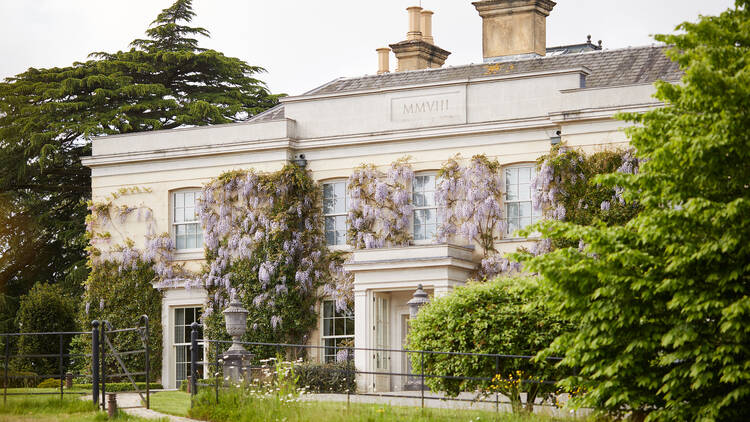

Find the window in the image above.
[
  {"left": 321, "top": 300, "right": 354, "bottom": 363},
  {"left": 505, "top": 166, "right": 542, "bottom": 235},
  {"left": 173, "top": 191, "right": 203, "bottom": 250},
  {"left": 174, "top": 307, "right": 203, "bottom": 385},
  {"left": 412, "top": 174, "right": 438, "bottom": 241},
  {"left": 323, "top": 181, "right": 348, "bottom": 246}
]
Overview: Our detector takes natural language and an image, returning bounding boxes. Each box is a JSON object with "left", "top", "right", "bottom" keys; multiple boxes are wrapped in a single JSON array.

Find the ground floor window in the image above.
[
  {"left": 174, "top": 307, "right": 203, "bottom": 385},
  {"left": 321, "top": 300, "right": 354, "bottom": 363}
]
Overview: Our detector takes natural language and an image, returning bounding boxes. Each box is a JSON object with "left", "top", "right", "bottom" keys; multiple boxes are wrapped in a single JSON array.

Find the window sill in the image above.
[
  {"left": 497, "top": 235, "right": 541, "bottom": 243},
  {"left": 173, "top": 249, "right": 204, "bottom": 261}
]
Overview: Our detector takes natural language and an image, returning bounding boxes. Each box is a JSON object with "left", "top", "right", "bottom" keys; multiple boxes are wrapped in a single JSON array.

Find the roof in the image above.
[{"left": 247, "top": 45, "right": 681, "bottom": 123}]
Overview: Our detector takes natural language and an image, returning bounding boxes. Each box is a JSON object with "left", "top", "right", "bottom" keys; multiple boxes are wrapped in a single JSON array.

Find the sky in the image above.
[{"left": 0, "top": 0, "right": 736, "bottom": 96}]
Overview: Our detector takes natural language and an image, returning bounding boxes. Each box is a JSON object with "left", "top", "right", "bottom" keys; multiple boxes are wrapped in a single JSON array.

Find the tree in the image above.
[
  {"left": 0, "top": 0, "right": 279, "bottom": 331},
  {"left": 524, "top": 2, "right": 750, "bottom": 421}
]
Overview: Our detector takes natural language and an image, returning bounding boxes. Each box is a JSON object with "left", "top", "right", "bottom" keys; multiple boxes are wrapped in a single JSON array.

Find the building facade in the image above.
[{"left": 82, "top": 1, "right": 681, "bottom": 390}]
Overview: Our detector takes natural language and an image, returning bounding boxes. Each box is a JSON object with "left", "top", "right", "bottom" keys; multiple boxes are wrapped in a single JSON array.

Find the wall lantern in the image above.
[
  {"left": 549, "top": 129, "right": 562, "bottom": 146},
  {"left": 293, "top": 154, "right": 308, "bottom": 169},
  {"left": 407, "top": 284, "right": 430, "bottom": 319},
  {"left": 222, "top": 299, "right": 249, "bottom": 353}
]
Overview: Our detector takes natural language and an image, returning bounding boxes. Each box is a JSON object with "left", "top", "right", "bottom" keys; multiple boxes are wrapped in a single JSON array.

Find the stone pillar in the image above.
[{"left": 106, "top": 393, "right": 117, "bottom": 418}]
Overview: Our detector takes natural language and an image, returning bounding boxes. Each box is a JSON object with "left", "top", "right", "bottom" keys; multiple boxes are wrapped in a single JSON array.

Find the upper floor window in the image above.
[
  {"left": 505, "top": 165, "right": 541, "bottom": 236},
  {"left": 173, "top": 190, "right": 203, "bottom": 250},
  {"left": 323, "top": 181, "right": 348, "bottom": 246},
  {"left": 412, "top": 174, "right": 438, "bottom": 241}
]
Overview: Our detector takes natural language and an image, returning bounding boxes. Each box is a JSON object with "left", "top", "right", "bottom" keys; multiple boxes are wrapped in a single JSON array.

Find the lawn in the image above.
[
  {"left": 151, "top": 390, "right": 583, "bottom": 422},
  {"left": 0, "top": 394, "right": 159, "bottom": 421}
]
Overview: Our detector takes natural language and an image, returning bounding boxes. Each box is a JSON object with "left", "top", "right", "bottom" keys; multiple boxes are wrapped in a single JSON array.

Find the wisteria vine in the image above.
[{"left": 347, "top": 157, "right": 414, "bottom": 248}]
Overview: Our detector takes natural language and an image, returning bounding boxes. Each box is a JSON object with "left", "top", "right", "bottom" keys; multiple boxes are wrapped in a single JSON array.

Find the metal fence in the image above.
[
  {"left": 186, "top": 323, "right": 568, "bottom": 413},
  {"left": 0, "top": 330, "right": 93, "bottom": 403},
  {"left": 0, "top": 316, "right": 151, "bottom": 410}
]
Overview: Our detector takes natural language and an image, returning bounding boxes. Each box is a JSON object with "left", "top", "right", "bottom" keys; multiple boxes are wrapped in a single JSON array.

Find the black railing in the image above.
[
  {"left": 187, "top": 323, "right": 569, "bottom": 413},
  {"left": 1, "top": 316, "right": 151, "bottom": 411}
]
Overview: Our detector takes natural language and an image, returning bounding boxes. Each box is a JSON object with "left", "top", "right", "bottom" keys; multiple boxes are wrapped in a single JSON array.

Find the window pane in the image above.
[
  {"left": 175, "top": 193, "right": 184, "bottom": 209},
  {"left": 324, "top": 301, "right": 333, "bottom": 318},
  {"left": 325, "top": 216, "right": 335, "bottom": 231},
  {"left": 326, "top": 231, "right": 336, "bottom": 246},
  {"left": 507, "top": 203, "right": 519, "bottom": 218},
  {"left": 336, "top": 215, "right": 347, "bottom": 231},
  {"left": 323, "top": 184, "right": 334, "bottom": 200},
  {"left": 519, "top": 183, "right": 531, "bottom": 201},
  {"left": 422, "top": 209, "right": 436, "bottom": 225},
  {"left": 519, "top": 167, "right": 531, "bottom": 184},
  {"left": 335, "top": 318, "right": 345, "bottom": 336},
  {"left": 345, "top": 317, "right": 355, "bottom": 336},
  {"left": 324, "top": 317, "right": 333, "bottom": 337},
  {"left": 176, "top": 235, "right": 187, "bottom": 250},
  {"left": 519, "top": 202, "right": 532, "bottom": 218},
  {"left": 425, "top": 224, "right": 437, "bottom": 240}
]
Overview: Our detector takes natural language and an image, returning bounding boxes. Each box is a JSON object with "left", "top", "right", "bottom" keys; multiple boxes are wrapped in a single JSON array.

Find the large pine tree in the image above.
[{"left": 0, "top": 0, "right": 279, "bottom": 330}]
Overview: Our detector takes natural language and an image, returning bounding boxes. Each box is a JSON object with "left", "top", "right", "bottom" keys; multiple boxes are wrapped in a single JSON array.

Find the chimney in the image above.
[
  {"left": 472, "top": 0, "right": 556, "bottom": 62},
  {"left": 390, "top": 6, "right": 451, "bottom": 72},
  {"left": 407, "top": 6, "right": 423, "bottom": 41},
  {"left": 376, "top": 47, "right": 391, "bottom": 75},
  {"left": 421, "top": 10, "right": 434, "bottom": 44}
]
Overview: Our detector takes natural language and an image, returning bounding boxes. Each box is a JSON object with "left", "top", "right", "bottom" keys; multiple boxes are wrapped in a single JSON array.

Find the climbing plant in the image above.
[
  {"left": 347, "top": 158, "right": 414, "bottom": 249},
  {"left": 197, "top": 164, "right": 351, "bottom": 357}
]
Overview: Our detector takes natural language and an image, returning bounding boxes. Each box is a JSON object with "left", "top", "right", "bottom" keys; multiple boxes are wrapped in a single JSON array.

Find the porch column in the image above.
[{"left": 353, "top": 289, "right": 370, "bottom": 392}]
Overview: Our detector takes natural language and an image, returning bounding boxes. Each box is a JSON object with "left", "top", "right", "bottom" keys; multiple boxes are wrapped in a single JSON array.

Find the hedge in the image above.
[
  {"left": 74, "top": 382, "right": 163, "bottom": 392},
  {"left": 296, "top": 361, "right": 356, "bottom": 394}
]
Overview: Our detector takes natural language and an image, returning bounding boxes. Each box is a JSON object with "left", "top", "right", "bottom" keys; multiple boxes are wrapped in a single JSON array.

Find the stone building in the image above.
[{"left": 82, "top": 0, "right": 681, "bottom": 390}]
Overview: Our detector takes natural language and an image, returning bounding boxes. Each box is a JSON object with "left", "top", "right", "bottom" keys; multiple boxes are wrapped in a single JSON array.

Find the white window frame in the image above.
[
  {"left": 412, "top": 173, "right": 440, "bottom": 244},
  {"left": 504, "top": 165, "right": 542, "bottom": 238},
  {"left": 173, "top": 306, "right": 204, "bottom": 386},
  {"left": 320, "top": 300, "right": 354, "bottom": 363},
  {"left": 171, "top": 189, "right": 203, "bottom": 253},
  {"left": 322, "top": 180, "right": 349, "bottom": 248}
]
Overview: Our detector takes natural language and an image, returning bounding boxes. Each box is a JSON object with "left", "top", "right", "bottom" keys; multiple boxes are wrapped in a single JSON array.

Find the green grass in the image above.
[
  {"left": 152, "top": 390, "right": 583, "bottom": 422},
  {"left": 149, "top": 390, "right": 191, "bottom": 417},
  {"left": 0, "top": 395, "right": 161, "bottom": 421}
]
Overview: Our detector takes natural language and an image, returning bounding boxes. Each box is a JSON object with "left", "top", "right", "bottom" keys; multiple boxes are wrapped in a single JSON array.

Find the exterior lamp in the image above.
[
  {"left": 222, "top": 299, "right": 249, "bottom": 354},
  {"left": 407, "top": 284, "right": 430, "bottom": 319},
  {"left": 293, "top": 154, "right": 307, "bottom": 169},
  {"left": 549, "top": 129, "right": 562, "bottom": 146}
]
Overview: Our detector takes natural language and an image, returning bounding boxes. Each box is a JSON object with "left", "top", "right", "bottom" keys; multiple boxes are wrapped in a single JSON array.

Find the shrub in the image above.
[
  {"left": 407, "top": 276, "right": 573, "bottom": 410},
  {"left": 13, "top": 283, "right": 76, "bottom": 376},
  {"left": 37, "top": 378, "right": 60, "bottom": 388},
  {"left": 296, "top": 361, "right": 356, "bottom": 393},
  {"left": 0, "top": 371, "right": 38, "bottom": 388}
]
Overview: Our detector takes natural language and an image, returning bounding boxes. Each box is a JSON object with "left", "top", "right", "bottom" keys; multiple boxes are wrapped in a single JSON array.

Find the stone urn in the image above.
[{"left": 222, "top": 300, "right": 253, "bottom": 381}]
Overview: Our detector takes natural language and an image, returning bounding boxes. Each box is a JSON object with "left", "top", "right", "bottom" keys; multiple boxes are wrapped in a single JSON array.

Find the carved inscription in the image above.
[{"left": 391, "top": 91, "right": 463, "bottom": 123}]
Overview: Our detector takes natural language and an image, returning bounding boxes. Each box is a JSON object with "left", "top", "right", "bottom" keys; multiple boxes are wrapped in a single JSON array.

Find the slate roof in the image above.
[{"left": 247, "top": 45, "right": 681, "bottom": 123}]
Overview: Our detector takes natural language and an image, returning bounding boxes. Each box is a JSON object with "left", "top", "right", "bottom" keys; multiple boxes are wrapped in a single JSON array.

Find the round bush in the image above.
[
  {"left": 407, "top": 276, "right": 572, "bottom": 397},
  {"left": 14, "top": 283, "right": 76, "bottom": 376}
]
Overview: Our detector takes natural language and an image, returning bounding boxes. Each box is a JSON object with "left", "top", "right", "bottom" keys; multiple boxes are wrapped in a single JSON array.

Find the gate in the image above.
[{"left": 92, "top": 315, "right": 151, "bottom": 410}]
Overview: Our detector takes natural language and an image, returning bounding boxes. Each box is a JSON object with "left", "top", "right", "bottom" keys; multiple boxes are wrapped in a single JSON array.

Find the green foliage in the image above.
[
  {"left": 524, "top": 2, "right": 750, "bottom": 421},
  {"left": 80, "top": 260, "right": 162, "bottom": 380},
  {"left": 0, "top": 0, "right": 278, "bottom": 333},
  {"left": 36, "top": 378, "right": 60, "bottom": 388},
  {"left": 295, "top": 361, "right": 356, "bottom": 393},
  {"left": 13, "top": 283, "right": 76, "bottom": 375},
  {"left": 0, "top": 371, "right": 38, "bottom": 388},
  {"left": 538, "top": 145, "right": 640, "bottom": 227},
  {"left": 407, "top": 277, "right": 572, "bottom": 406}
]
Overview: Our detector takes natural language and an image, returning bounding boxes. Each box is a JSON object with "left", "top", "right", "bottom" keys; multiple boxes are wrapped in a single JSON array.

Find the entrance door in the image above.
[{"left": 373, "top": 293, "right": 390, "bottom": 392}]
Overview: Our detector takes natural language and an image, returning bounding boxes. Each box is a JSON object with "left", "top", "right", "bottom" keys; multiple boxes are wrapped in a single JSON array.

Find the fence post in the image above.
[
  {"left": 100, "top": 321, "right": 107, "bottom": 410},
  {"left": 214, "top": 344, "right": 219, "bottom": 404},
  {"left": 3, "top": 338, "right": 9, "bottom": 405},
  {"left": 142, "top": 315, "right": 150, "bottom": 410},
  {"left": 495, "top": 355, "right": 500, "bottom": 413},
  {"left": 59, "top": 334, "right": 64, "bottom": 401},
  {"left": 420, "top": 351, "right": 425, "bottom": 409},
  {"left": 92, "top": 321, "right": 99, "bottom": 406},
  {"left": 190, "top": 322, "right": 199, "bottom": 397}
]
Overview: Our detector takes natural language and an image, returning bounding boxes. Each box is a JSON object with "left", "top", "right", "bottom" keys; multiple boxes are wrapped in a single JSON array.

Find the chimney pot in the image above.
[
  {"left": 376, "top": 47, "right": 391, "bottom": 75},
  {"left": 406, "top": 6, "right": 423, "bottom": 41},
  {"left": 421, "top": 10, "right": 435, "bottom": 44}
]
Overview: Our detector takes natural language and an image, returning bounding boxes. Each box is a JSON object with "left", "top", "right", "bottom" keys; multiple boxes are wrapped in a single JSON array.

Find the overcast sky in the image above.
[{"left": 0, "top": 0, "right": 736, "bottom": 96}]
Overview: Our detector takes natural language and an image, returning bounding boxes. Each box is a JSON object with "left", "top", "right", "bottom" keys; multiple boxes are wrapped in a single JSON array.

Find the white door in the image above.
[{"left": 373, "top": 293, "right": 390, "bottom": 392}]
